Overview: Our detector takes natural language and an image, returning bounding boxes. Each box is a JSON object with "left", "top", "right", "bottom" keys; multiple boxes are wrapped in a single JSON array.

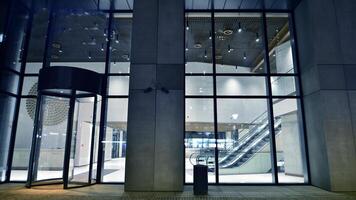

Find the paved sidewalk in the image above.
[{"left": 0, "top": 183, "right": 355, "bottom": 199}]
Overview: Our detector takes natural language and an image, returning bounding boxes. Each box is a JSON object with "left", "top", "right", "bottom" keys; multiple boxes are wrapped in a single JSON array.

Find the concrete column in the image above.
[
  {"left": 295, "top": 0, "right": 356, "bottom": 191},
  {"left": 125, "top": 0, "right": 184, "bottom": 191}
]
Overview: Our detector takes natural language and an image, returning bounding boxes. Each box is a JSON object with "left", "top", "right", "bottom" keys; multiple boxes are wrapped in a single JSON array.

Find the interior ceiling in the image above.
[
  {"left": 25, "top": 1, "right": 291, "bottom": 64},
  {"left": 186, "top": 14, "right": 289, "bottom": 69}
]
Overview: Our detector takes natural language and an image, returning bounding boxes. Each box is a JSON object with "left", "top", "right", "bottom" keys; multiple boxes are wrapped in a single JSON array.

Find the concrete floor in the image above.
[{"left": 0, "top": 183, "right": 355, "bottom": 199}]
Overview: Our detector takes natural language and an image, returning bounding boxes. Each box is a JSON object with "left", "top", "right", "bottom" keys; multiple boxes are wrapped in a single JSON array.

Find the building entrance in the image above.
[{"left": 26, "top": 66, "right": 102, "bottom": 189}]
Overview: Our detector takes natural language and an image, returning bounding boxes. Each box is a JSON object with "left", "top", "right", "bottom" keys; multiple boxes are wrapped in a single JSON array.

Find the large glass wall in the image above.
[
  {"left": 0, "top": 1, "right": 30, "bottom": 182},
  {"left": 185, "top": 10, "right": 308, "bottom": 184},
  {"left": 102, "top": 13, "right": 132, "bottom": 183},
  {"left": 9, "top": 6, "right": 132, "bottom": 182}
]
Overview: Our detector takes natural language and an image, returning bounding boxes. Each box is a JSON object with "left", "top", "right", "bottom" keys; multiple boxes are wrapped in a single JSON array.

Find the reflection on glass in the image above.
[
  {"left": 271, "top": 76, "right": 297, "bottom": 96},
  {"left": 108, "top": 76, "right": 129, "bottom": 95},
  {"left": 110, "top": 14, "right": 132, "bottom": 74},
  {"left": 33, "top": 96, "right": 69, "bottom": 182},
  {"left": 103, "top": 98, "right": 128, "bottom": 182},
  {"left": 67, "top": 97, "right": 96, "bottom": 186},
  {"left": 266, "top": 13, "right": 296, "bottom": 74},
  {"left": 25, "top": 10, "right": 49, "bottom": 74},
  {"left": 49, "top": 11, "right": 108, "bottom": 73},
  {"left": 216, "top": 76, "right": 266, "bottom": 96},
  {"left": 217, "top": 99, "right": 273, "bottom": 183},
  {"left": 214, "top": 13, "right": 265, "bottom": 74},
  {"left": 273, "top": 99, "right": 306, "bottom": 183},
  {"left": 185, "top": 98, "right": 215, "bottom": 183},
  {"left": 10, "top": 98, "right": 36, "bottom": 181},
  {"left": 185, "top": 76, "right": 213, "bottom": 96},
  {"left": 22, "top": 76, "right": 38, "bottom": 96},
  {"left": 0, "top": 95, "right": 16, "bottom": 182},
  {"left": 185, "top": 13, "right": 213, "bottom": 74}
]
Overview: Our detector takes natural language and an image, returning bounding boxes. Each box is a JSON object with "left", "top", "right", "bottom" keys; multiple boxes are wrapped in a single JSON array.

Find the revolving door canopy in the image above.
[{"left": 27, "top": 66, "right": 103, "bottom": 189}]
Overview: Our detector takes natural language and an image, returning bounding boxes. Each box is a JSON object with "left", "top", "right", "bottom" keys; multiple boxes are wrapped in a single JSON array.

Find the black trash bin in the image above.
[{"left": 193, "top": 164, "right": 208, "bottom": 195}]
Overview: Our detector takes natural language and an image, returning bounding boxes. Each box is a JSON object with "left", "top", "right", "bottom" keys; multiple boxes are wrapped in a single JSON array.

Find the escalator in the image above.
[{"left": 218, "top": 115, "right": 282, "bottom": 169}]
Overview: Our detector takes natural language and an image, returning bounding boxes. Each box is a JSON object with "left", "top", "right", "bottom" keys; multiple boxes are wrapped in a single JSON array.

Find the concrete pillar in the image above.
[
  {"left": 295, "top": 0, "right": 356, "bottom": 191},
  {"left": 124, "top": 0, "right": 184, "bottom": 191}
]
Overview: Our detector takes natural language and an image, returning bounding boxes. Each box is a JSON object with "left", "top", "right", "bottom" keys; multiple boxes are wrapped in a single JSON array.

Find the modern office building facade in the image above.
[{"left": 0, "top": 0, "right": 355, "bottom": 192}]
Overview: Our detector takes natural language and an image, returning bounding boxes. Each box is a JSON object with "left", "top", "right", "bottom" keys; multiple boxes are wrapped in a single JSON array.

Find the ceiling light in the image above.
[
  {"left": 101, "top": 43, "right": 105, "bottom": 51},
  {"left": 209, "top": 31, "right": 212, "bottom": 40},
  {"left": 204, "top": 49, "right": 208, "bottom": 58},
  {"left": 231, "top": 113, "right": 239, "bottom": 120},
  {"left": 58, "top": 49, "right": 63, "bottom": 53},
  {"left": 243, "top": 52, "right": 247, "bottom": 60},
  {"left": 273, "top": 52, "right": 276, "bottom": 57},
  {"left": 186, "top": 21, "right": 190, "bottom": 31},
  {"left": 185, "top": 48, "right": 189, "bottom": 51},
  {"left": 115, "top": 34, "right": 119, "bottom": 43},
  {"left": 238, "top": 22, "right": 242, "bottom": 33},
  {"left": 223, "top": 29, "right": 233, "bottom": 35},
  {"left": 103, "top": 28, "right": 107, "bottom": 36},
  {"left": 193, "top": 43, "right": 202, "bottom": 49},
  {"left": 255, "top": 33, "right": 260, "bottom": 43},
  {"left": 88, "top": 52, "right": 92, "bottom": 59},
  {"left": 227, "top": 44, "right": 233, "bottom": 53}
]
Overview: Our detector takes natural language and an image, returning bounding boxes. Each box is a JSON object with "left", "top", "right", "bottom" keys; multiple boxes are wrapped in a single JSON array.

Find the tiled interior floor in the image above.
[{"left": 0, "top": 183, "right": 355, "bottom": 200}]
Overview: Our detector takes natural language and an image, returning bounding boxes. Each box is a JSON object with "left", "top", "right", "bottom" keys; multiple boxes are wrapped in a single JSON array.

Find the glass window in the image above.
[
  {"left": 217, "top": 98, "right": 272, "bottom": 183},
  {"left": 214, "top": 13, "right": 265, "bottom": 74},
  {"left": 25, "top": 10, "right": 49, "bottom": 74},
  {"left": 102, "top": 98, "right": 128, "bottom": 182},
  {"left": 184, "top": 10, "right": 307, "bottom": 184},
  {"left": 271, "top": 76, "right": 297, "bottom": 96},
  {"left": 0, "top": 95, "right": 16, "bottom": 182},
  {"left": 216, "top": 76, "right": 267, "bottom": 96},
  {"left": 273, "top": 98, "right": 306, "bottom": 183},
  {"left": 49, "top": 11, "right": 108, "bottom": 73},
  {"left": 185, "top": 98, "right": 216, "bottom": 183},
  {"left": 185, "top": 13, "right": 213, "bottom": 74},
  {"left": 108, "top": 76, "right": 130, "bottom": 96},
  {"left": 0, "top": 71, "right": 19, "bottom": 95},
  {"left": 110, "top": 14, "right": 132, "bottom": 74},
  {"left": 266, "top": 13, "right": 296, "bottom": 74},
  {"left": 10, "top": 98, "right": 36, "bottom": 181},
  {"left": 22, "top": 76, "right": 38, "bottom": 96},
  {"left": 185, "top": 76, "right": 213, "bottom": 96}
]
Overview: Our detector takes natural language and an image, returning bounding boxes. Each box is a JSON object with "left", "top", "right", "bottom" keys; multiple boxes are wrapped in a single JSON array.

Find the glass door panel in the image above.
[
  {"left": 32, "top": 95, "right": 69, "bottom": 183},
  {"left": 65, "top": 96, "right": 96, "bottom": 187}
]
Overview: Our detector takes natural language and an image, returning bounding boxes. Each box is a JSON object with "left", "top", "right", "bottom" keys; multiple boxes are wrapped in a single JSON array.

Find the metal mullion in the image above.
[
  {"left": 211, "top": 0, "right": 219, "bottom": 184},
  {"left": 108, "top": 73, "right": 130, "bottom": 76},
  {"left": 42, "top": 6, "right": 55, "bottom": 69},
  {"left": 185, "top": 9, "right": 293, "bottom": 13},
  {"left": 0, "top": 90, "right": 18, "bottom": 98},
  {"left": 88, "top": 95, "right": 98, "bottom": 185},
  {"left": 0, "top": 68, "right": 22, "bottom": 75},
  {"left": 6, "top": 2, "right": 34, "bottom": 182},
  {"left": 26, "top": 92, "right": 43, "bottom": 188},
  {"left": 106, "top": 95, "right": 129, "bottom": 98},
  {"left": 23, "top": 74, "right": 39, "bottom": 77},
  {"left": 96, "top": 11, "right": 113, "bottom": 183},
  {"left": 262, "top": 12, "right": 278, "bottom": 184},
  {"left": 289, "top": 11, "right": 311, "bottom": 184},
  {"left": 185, "top": 73, "right": 214, "bottom": 76},
  {"left": 63, "top": 91, "right": 76, "bottom": 189}
]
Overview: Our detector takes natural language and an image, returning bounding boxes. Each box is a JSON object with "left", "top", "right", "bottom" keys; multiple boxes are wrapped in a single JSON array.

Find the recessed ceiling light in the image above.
[
  {"left": 223, "top": 29, "right": 233, "bottom": 35},
  {"left": 193, "top": 43, "right": 202, "bottom": 49}
]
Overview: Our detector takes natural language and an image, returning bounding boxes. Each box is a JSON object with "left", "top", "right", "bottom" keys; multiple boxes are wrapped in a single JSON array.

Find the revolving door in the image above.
[{"left": 26, "top": 67, "right": 102, "bottom": 189}]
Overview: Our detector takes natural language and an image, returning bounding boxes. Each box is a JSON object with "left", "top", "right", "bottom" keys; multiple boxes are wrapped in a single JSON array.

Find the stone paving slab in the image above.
[{"left": 0, "top": 183, "right": 355, "bottom": 199}]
